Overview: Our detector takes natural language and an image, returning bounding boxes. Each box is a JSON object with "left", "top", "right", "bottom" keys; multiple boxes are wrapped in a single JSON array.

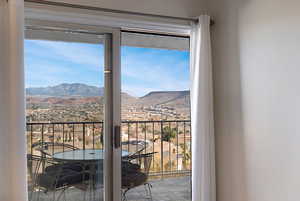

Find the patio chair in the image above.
[
  {"left": 121, "top": 152, "right": 156, "bottom": 201},
  {"left": 27, "top": 154, "right": 43, "bottom": 200},
  {"left": 29, "top": 143, "right": 93, "bottom": 201},
  {"left": 28, "top": 155, "right": 89, "bottom": 201}
]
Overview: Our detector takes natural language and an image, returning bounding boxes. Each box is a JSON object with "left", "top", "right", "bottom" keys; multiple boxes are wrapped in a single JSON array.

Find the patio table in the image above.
[
  {"left": 51, "top": 149, "right": 131, "bottom": 195},
  {"left": 52, "top": 149, "right": 130, "bottom": 162}
]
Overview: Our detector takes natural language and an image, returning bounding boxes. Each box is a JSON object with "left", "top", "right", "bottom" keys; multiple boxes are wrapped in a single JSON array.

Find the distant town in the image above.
[{"left": 26, "top": 83, "right": 192, "bottom": 173}]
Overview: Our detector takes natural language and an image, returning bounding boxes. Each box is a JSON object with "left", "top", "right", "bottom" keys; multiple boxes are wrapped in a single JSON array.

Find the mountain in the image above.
[
  {"left": 25, "top": 83, "right": 189, "bottom": 108},
  {"left": 26, "top": 83, "right": 138, "bottom": 105},
  {"left": 26, "top": 83, "right": 104, "bottom": 97},
  {"left": 139, "top": 90, "right": 190, "bottom": 108}
]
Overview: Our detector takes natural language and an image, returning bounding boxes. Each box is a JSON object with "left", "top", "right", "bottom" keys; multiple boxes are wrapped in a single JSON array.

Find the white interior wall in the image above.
[
  {"left": 47, "top": 0, "right": 207, "bottom": 18},
  {"left": 207, "top": 0, "right": 300, "bottom": 201}
]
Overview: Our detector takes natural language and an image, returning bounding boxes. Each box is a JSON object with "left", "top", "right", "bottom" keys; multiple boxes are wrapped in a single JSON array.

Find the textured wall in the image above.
[{"left": 207, "top": 0, "right": 300, "bottom": 200}]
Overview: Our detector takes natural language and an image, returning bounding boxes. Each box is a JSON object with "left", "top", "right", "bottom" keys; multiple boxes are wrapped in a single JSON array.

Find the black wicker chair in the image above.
[
  {"left": 28, "top": 142, "right": 92, "bottom": 201},
  {"left": 29, "top": 155, "right": 90, "bottom": 201},
  {"left": 27, "top": 154, "right": 43, "bottom": 200},
  {"left": 121, "top": 152, "right": 156, "bottom": 201}
]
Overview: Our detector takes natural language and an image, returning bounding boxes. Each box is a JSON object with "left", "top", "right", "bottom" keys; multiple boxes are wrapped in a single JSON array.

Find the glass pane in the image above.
[
  {"left": 25, "top": 30, "right": 106, "bottom": 201},
  {"left": 121, "top": 32, "right": 191, "bottom": 201}
]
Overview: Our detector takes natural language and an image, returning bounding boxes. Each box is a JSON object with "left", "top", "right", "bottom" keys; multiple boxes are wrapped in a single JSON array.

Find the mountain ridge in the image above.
[
  {"left": 139, "top": 90, "right": 190, "bottom": 107},
  {"left": 26, "top": 83, "right": 190, "bottom": 107},
  {"left": 26, "top": 83, "right": 104, "bottom": 97}
]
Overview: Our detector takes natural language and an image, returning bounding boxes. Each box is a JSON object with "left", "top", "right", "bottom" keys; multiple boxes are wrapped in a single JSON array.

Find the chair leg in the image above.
[
  {"left": 52, "top": 190, "right": 56, "bottom": 201},
  {"left": 63, "top": 189, "right": 68, "bottom": 201},
  {"left": 89, "top": 178, "right": 93, "bottom": 201},
  {"left": 28, "top": 187, "right": 36, "bottom": 201},
  {"left": 36, "top": 187, "right": 42, "bottom": 201},
  {"left": 122, "top": 189, "right": 129, "bottom": 201},
  {"left": 144, "top": 183, "right": 153, "bottom": 201},
  {"left": 29, "top": 187, "right": 34, "bottom": 201},
  {"left": 144, "top": 184, "right": 149, "bottom": 197},
  {"left": 56, "top": 188, "right": 67, "bottom": 201},
  {"left": 83, "top": 187, "right": 86, "bottom": 201}
]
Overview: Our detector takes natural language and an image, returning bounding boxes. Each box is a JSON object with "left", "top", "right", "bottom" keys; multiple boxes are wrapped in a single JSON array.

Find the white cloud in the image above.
[{"left": 29, "top": 40, "right": 104, "bottom": 71}]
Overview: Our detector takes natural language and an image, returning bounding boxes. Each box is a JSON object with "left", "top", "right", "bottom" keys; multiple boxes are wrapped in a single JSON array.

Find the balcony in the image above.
[
  {"left": 29, "top": 176, "right": 191, "bottom": 201},
  {"left": 26, "top": 120, "right": 192, "bottom": 201}
]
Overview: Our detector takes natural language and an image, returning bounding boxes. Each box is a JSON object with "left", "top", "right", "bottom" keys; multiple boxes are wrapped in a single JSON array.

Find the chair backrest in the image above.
[
  {"left": 139, "top": 153, "right": 154, "bottom": 175},
  {"left": 32, "top": 142, "right": 78, "bottom": 157},
  {"left": 126, "top": 152, "right": 156, "bottom": 175},
  {"left": 122, "top": 140, "right": 148, "bottom": 159},
  {"left": 27, "top": 154, "right": 43, "bottom": 187}
]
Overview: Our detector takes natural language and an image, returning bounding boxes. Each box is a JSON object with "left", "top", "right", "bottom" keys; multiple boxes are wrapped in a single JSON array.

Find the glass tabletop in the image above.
[{"left": 52, "top": 149, "right": 130, "bottom": 161}]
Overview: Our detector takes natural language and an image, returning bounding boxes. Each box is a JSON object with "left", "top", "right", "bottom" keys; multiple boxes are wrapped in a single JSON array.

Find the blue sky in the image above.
[{"left": 25, "top": 40, "right": 190, "bottom": 97}]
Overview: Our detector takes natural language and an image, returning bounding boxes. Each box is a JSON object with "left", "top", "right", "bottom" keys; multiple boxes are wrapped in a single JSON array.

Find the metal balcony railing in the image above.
[{"left": 26, "top": 120, "right": 191, "bottom": 177}]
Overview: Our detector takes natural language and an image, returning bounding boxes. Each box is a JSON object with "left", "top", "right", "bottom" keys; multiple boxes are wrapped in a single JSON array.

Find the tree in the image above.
[
  {"left": 162, "top": 126, "right": 176, "bottom": 142},
  {"left": 180, "top": 143, "right": 191, "bottom": 168}
]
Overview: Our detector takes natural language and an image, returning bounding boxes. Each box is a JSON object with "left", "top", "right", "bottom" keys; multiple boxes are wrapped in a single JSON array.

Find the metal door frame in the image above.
[{"left": 25, "top": 19, "right": 122, "bottom": 201}]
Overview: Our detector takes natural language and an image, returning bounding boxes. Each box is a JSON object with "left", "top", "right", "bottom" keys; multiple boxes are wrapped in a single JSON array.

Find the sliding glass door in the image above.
[
  {"left": 24, "top": 20, "right": 191, "bottom": 201},
  {"left": 25, "top": 21, "right": 121, "bottom": 201},
  {"left": 120, "top": 32, "right": 191, "bottom": 201}
]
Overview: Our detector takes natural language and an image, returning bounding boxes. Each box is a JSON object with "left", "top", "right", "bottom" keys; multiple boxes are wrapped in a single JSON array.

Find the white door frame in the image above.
[{"left": 25, "top": 19, "right": 122, "bottom": 201}]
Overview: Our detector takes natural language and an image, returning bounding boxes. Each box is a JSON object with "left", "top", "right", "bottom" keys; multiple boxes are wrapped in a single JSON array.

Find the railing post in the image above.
[
  {"left": 92, "top": 123, "right": 95, "bottom": 149},
  {"left": 101, "top": 122, "right": 104, "bottom": 148},
  {"left": 160, "top": 121, "right": 164, "bottom": 178},
  {"left": 189, "top": 122, "right": 192, "bottom": 171},
  {"left": 136, "top": 122, "right": 138, "bottom": 153},
  {"left": 52, "top": 124, "right": 55, "bottom": 154},
  {"left": 176, "top": 122, "right": 179, "bottom": 172},
  {"left": 72, "top": 124, "right": 75, "bottom": 148},
  {"left": 183, "top": 122, "right": 186, "bottom": 169},
  {"left": 62, "top": 124, "right": 65, "bottom": 152},
  {"left": 41, "top": 124, "right": 44, "bottom": 147},
  {"left": 144, "top": 122, "right": 147, "bottom": 154},
  {"left": 152, "top": 122, "right": 155, "bottom": 170},
  {"left": 83, "top": 123, "right": 85, "bottom": 150},
  {"left": 169, "top": 122, "right": 171, "bottom": 172},
  {"left": 30, "top": 124, "right": 33, "bottom": 155}
]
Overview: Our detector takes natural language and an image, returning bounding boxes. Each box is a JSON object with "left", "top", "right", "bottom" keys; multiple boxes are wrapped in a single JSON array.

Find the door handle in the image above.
[{"left": 114, "top": 125, "right": 121, "bottom": 148}]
